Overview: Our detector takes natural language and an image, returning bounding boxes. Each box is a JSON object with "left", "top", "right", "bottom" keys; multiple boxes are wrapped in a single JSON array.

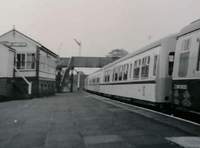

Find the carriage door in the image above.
[{"left": 178, "top": 38, "right": 191, "bottom": 77}]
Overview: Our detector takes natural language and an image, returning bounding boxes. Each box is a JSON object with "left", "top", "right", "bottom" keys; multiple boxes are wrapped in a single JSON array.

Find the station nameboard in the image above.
[{"left": 0, "top": 41, "right": 27, "bottom": 47}]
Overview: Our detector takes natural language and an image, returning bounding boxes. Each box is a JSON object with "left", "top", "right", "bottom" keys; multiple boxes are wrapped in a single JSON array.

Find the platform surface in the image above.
[{"left": 0, "top": 92, "right": 199, "bottom": 148}]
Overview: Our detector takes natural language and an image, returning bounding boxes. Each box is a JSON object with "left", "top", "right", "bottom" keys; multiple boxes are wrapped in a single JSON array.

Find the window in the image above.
[
  {"left": 168, "top": 52, "right": 175, "bottom": 76},
  {"left": 129, "top": 63, "right": 132, "bottom": 79},
  {"left": 97, "top": 78, "right": 100, "bottom": 83},
  {"left": 104, "top": 72, "right": 107, "bottom": 82},
  {"left": 196, "top": 38, "right": 200, "bottom": 71},
  {"left": 133, "top": 60, "right": 140, "bottom": 79},
  {"left": 104, "top": 72, "right": 106, "bottom": 82},
  {"left": 119, "top": 66, "right": 122, "bottom": 81},
  {"left": 141, "top": 56, "right": 150, "bottom": 78},
  {"left": 112, "top": 68, "right": 115, "bottom": 81},
  {"left": 182, "top": 39, "right": 191, "bottom": 50},
  {"left": 17, "top": 53, "right": 25, "bottom": 69},
  {"left": 178, "top": 52, "right": 189, "bottom": 77},
  {"left": 27, "top": 53, "right": 35, "bottom": 69},
  {"left": 123, "top": 64, "right": 128, "bottom": 80},
  {"left": 104, "top": 71, "right": 110, "bottom": 82},
  {"left": 16, "top": 53, "right": 35, "bottom": 69},
  {"left": 114, "top": 68, "right": 118, "bottom": 81},
  {"left": 107, "top": 71, "right": 110, "bottom": 82},
  {"left": 153, "top": 55, "right": 158, "bottom": 76},
  {"left": 127, "top": 64, "right": 129, "bottom": 77},
  {"left": 178, "top": 38, "right": 191, "bottom": 76}
]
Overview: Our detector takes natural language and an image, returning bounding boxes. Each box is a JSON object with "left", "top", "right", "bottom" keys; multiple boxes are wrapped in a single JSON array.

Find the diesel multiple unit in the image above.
[{"left": 85, "top": 20, "right": 200, "bottom": 114}]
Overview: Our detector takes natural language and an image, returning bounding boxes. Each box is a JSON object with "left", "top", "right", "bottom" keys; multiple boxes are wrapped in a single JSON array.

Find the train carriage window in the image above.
[
  {"left": 104, "top": 71, "right": 109, "bottom": 82},
  {"left": 139, "top": 59, "right": 141, "bottom": 66},
  {"left": 147, "top": 56, "right": 150, "bottom": 64},
  {"left": 153, "top": 55, "right": 158, "bottom": 76},
  {"left": 122, "top": 64, "right": 125, "bottom": 80},
  {"left": 126, "top": 64, "right": 129, "bottom": 80},
  {"left": 119, "top": 66, "right": 122, "bottom": 81},
  {"left": 178, "top": 52, "right": 189, "bottom": 77},
  {"left": 123, "top": 64, "right": 125, "bottom": 80},
  {"left": 107, "top": 71, "right": 110, "bottom": 82},
  {"left": 104, "top": 72, "right": 106, "bottom": 82},
  {"left": 112, "top": 69, "right": 115, "bottom": 81},
  {"left": 141, "top": 56, "right": 150, "bottom": 78},
  {"left": 129, "top": 63, "right": 132, "bottom": 79},
  {"left": 182, "top": 39, "right": 191, "bottom": 50},
  {"left": 141, "top": 57, "right": 145, "bottom": 77},
  {"left": 196, "top": 38, "right": 200, "bottom": 71},
  {"left": 114, "top": 67, "right": 118, "bottom": 81},
  {"left": 168, "top": 52, "right": 175, "bottom": 76},
  {"left": 123, "top": 64, "right": 128, "bottom": 80},
  {"left": 133, "top": 60, "right": 140, "bottom": 79},
  {"left": 132, "top": 61, "right": 135, "bottom": 78}
]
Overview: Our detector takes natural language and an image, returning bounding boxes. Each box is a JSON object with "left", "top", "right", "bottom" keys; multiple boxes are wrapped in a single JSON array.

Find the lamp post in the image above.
[
  {"left": 69, "top": 67, "right": 74, "bottom": 92},
  {"left": 74, "top": 38, "right": 82, "bottom": 56}
]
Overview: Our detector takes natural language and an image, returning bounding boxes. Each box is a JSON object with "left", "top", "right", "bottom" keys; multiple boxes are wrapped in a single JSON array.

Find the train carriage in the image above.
[
  {"left": 85, "top": 70, "right": 102, "bottom": 93},
  {"left": 172, "top": 20, "right": 200, "bottom": 113},
  {"left": 85, "top": 35, "right": 177, "bottom": 108}
]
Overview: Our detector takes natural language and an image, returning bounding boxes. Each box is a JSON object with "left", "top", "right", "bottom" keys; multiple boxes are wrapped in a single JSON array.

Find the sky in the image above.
[{"left": 0, "top": 0, "right": 200, "bottom": 57}]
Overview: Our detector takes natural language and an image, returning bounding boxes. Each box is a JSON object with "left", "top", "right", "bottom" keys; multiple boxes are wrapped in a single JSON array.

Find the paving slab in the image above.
[
  {"left": 166, "top": 136, "right": 200, "bottom": 148},
  {"left": 0, "top": 92, "right": 199, "bottom": 148}
]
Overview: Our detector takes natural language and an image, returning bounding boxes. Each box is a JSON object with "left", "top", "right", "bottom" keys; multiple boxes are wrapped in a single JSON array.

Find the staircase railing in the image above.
[{"left": 14, "top": 67, "right": 32, "bottom": 95}]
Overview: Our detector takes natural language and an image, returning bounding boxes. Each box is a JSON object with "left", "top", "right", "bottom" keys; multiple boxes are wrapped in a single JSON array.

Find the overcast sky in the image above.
[{"left": 0, "top": 0, "right": 199, "bottom": 57}]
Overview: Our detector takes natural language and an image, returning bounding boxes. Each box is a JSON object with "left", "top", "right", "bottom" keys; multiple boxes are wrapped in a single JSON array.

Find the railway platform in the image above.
[{"left": 0, "top": 92, "right": 200, "bottom": 148}]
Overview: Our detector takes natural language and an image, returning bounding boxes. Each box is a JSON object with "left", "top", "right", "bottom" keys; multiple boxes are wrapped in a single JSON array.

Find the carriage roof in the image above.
[{"left": 178, "top": 19, "right": 200, "bottom": 37}]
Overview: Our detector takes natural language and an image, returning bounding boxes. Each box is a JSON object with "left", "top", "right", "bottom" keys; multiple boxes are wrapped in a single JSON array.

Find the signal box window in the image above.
[
  {"left": 17, "top": 53, "right": 35, "bottom": 69},
  {"left": 27, "top": 53, "right": 35, "bottom": 69},
  {"left": 17, "top": 53, "right": 25, "bottom": 69}
]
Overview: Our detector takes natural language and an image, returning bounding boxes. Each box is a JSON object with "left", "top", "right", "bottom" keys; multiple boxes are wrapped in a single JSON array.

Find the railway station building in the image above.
[{"left": 0, "top": 29, "right": 58, "bottom": 99}]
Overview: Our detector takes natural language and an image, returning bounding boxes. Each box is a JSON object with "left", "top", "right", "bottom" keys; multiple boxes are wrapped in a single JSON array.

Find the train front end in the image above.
[{"left": 172, "top": 20, "right": 200, "bottom": 113}]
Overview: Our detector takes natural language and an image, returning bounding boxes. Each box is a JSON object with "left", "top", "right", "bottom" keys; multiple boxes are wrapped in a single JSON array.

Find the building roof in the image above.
[
  {"left": 178, "top": 19, "right": 200, "bottom": 37},
  {"left": 0, "top": 29, "right": 58, "bottom": 57},
  {"left": 0, "top": 43, "right": 16, "bottom": 53}
]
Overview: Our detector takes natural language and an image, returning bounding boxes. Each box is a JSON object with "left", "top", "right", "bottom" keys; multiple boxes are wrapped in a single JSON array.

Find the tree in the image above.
[{"left": 106, "top": 49, "right": 128, "bottom": 58}]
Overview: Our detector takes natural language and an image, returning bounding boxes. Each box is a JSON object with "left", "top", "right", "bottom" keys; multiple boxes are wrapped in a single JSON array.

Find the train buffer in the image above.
[{"left": 0, "top": 92, "right": 200, "bottom": 148}]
